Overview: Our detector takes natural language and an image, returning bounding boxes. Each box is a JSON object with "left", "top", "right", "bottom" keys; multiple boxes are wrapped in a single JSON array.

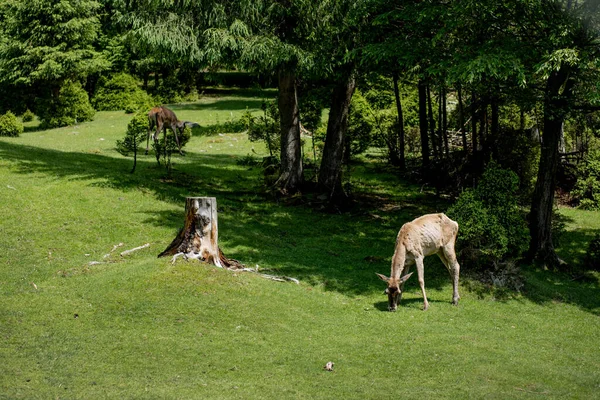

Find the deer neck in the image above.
[{"left": 391, "top": 243, "right": 407, "bottom": 280}]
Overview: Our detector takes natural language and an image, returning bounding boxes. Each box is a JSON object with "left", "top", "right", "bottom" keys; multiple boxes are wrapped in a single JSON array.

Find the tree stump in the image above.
[{"left": 158, "top": 197, "right": 244, "bottom": 269}]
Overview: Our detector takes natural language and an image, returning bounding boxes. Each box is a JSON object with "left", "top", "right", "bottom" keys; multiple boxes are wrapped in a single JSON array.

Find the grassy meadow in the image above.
[{"left": 1, "top": 90, "right": 599, "bottom": 399}]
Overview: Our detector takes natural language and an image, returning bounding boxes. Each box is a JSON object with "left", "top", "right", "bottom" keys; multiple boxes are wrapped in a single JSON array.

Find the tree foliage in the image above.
[
  {"left": 0, "top": 111, "right": 23, "bottom": 137},
  {"left": 0, "top": 0, "right": 109, "bottom": 88}
]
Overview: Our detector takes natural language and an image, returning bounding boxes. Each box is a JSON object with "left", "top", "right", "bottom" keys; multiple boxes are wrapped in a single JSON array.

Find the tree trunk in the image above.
[
  {"left": 427, "top": 85, "right": 438, "bottom": 160},
  {"left": 318, "top": 66, "right": 357, "bottom": 199},
  {"left": 480, "top": 98, "right": 488, "bottom": 160},
  {"left": 442, "top": 86, "right": 449, "bottom": 157},
  {"left": 528, "top": 68, "right": 573, "bottom": 268},
  {"left": 490, "top": 96, "right": 499, "bottom": 161},
  {"left": 275, "top": 68, "right": 303, "bottom": 194},
  {"left": 159, "top": 197, "right": 243, "bottom": 269},
  {"left": 458, "top": 85, "right": 467, "bottom": 153},
  {"left": 471, "top": 92, "right": 478, "bottom": 153},
  {"left": 418, "top": 79, "right": 430, "bottom": 168},
  {"left": 392, "top": 71, "right": 405, "bottom": 169}
]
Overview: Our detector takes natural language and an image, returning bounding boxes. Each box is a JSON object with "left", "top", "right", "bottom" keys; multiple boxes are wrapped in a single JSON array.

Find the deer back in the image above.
[
  {"left": 157, "top": 106, "right": 179, "bottom": 126},
  {"left": 400, "top": 213, "right": 457, "bottom": 257},
  {"left": 148, "top": 107, "right": 162, "bottom": 129}
]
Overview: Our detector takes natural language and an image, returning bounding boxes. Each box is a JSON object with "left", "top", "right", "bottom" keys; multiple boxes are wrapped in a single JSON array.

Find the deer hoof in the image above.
[{"left": 422, "top": 304, "right": 429, "bottom": 311}]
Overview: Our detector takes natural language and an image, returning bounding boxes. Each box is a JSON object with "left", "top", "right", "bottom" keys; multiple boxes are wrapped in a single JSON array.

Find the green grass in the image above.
[{"left": 1, "top": 96, "right": 599, "bottom": 399}]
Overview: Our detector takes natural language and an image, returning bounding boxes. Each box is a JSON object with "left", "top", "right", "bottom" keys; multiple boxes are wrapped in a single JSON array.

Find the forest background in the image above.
[{"left": 1, "top": 0, "right": 600, "bottom": 397}]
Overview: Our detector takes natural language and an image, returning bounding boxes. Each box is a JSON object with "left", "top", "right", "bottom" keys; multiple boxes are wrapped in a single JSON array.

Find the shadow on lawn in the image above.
[
  {"left": 0, "top": 139, "right": 450, "bottom": 298},
  {"left": 2, "top": 139, "right": 598, "bottom": 314},
  {"left": 520, "top": 224, "right": 600, "bottom": 314}
]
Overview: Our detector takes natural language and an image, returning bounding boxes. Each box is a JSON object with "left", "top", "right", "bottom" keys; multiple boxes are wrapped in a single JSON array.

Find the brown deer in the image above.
[
  {"left": 146, "top": 106, "right": 186, "bottom": 161},
  {"left": 376, "top": 213, "right": 460, "bottom": 311}
]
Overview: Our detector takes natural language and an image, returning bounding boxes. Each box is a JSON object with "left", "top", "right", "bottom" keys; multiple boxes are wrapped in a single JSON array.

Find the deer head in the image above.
[{"left": 376, "top": 272, "right": 413, "bottom": 311}]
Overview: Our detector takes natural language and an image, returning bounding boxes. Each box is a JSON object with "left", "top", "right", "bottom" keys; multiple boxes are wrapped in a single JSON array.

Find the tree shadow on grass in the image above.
[
  {"left": 519, "top": 224, "right": 600, "bottom": 315},
  {"left": 0, "top": 139, "right": 451, "bottom": 299},
  {"left": 3, "top": 139, "right": 598, "bottom": 314}
]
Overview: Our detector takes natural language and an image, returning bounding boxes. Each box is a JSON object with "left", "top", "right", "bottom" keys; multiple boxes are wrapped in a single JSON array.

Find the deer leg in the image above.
[
  {"left": 442, "top": 246, "right": 461, "bottom": 305},
  {"left": 145, "top": 127, "right": 151, "bottom": 155},
  {"left": 163, "top": 126, "right": 168, "bottom": 163},
  {"left": 172, "top": 124, "right": 184, "bottom": 155},
  {"left": 415, "top": 257, "right": 429, "bottom": 311},
  {"left": 154, "top": 124, "right": 162, "bottom": 164}
]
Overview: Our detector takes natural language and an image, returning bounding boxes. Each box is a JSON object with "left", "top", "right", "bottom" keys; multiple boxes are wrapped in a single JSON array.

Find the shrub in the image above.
[
  {"left": 37, "top": 81, "right": 95, "bottom": 128},
  {"left": 584, "top": 234, "right": 600, "bottom": 271},
  {"left": 151, "top": 124, "right": 192, "bottom": 172},
  {"left": 153, "top": 75, "right": 185, "bottom": 104},
  {"left": 477, "top": 162, "right": 530, "bottom": 256},
  {"left": 93, "top": 73, "right": 153, "bottom": 113},
  {"left": 200, "top": 118, "right": 247, "bottom": 137},
  {"left": 21, "top": 109, "right": 35, "bottom": 122},
  {"left": 116, "top": 111, "right": 149, "bottom": 173},
  {"left": 244, "top": 100, "right": 280, "bottom": 157},
  {"left": 0, "top": 111, "right": 24, "bottom": 137},
  {"left": 447, "top": 189, "right": 509, "bottom": 266},
  {"left": 572, "top": 149, "right": 600, "bottom": 210},
  {"left": 447, "top": 162, "right": 529, "bottom": 270},
  {"left": 347, "top": 90, "right": 376, "bottom": 158}
]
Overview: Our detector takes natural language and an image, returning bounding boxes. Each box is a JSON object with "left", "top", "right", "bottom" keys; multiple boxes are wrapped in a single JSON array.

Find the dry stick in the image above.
[
  {"left": 120, "top": 243, "right": 150, "bottom": 257},
  {"left": 103, "top": 242, "right": 124, "bottom": 259},
  {"left": 88, "top": 261, "right": 105, "bottom": 266}
]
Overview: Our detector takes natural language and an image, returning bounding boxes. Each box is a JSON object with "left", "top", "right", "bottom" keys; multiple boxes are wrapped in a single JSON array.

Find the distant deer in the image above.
[
  {"left": 146, "top": 106, "right": 186, "bottom": 162},
  {"left": 376, "top": 213, "right": 460, "bottom": 311}
]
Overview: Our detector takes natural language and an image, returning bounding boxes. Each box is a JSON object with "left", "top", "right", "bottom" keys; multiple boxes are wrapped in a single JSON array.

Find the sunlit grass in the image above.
[{"left": 1, "top": 95, "right": 599, "bottom": 399}]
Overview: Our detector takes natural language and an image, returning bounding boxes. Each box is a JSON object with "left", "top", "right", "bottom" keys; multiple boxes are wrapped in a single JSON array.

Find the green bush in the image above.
[
  {"left": 153, "top": 76, "right": 185, "bottom": 104},
  {"left": 116, "top": 112, "right": 148, "bottom": 156},
  {"left": 347, "top": 90, "right": 376, "bottom": 158},
  {"left": 151, "top": 124, "right": 192, "bottom": 172},
  {"left": 93, "top": 73, "right": 153, "bottom": 113},
  {"left": 572, "top": 149, "right": 600, "bottom": 210},
  {"left": 447, "top": 162, "right": 529, "bottom": 269},
  {"left": 0, "top": 111, "right": 24, "bottom": 137},
  {"left": 37, "top": 81, "right": 95, "bottom": 128},
  {"left": 116, "top": 111, "right": 149, "bottom": 173},
  {"left": 244, "top": 100, "right": 280, "bottom": 157},
  {"left": 447, "top": 190, "right": 509, "bottom": 265},
  {"left": 21, "top": 109, "right": 35, "bottom": 122},
  {"left": 584, "top": 234, "right": 600, "bottom": 271}
]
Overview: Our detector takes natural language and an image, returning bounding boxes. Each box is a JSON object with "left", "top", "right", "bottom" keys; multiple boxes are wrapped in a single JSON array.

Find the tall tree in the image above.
[
  {"left": 527, "top": 1, "right": 600, "bottom": 266},
  {"left": 0, "top": 0, "right": 109, "bottom": 112},
  {"left": 314, "top": 0, "right": 366, "bottom": 199},
  {"left": 318, "top": 65, "right": 357, "bottom": 198}
]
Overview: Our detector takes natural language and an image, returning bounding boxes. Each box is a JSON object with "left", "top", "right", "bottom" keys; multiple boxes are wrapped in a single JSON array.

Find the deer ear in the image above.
[
  {"left": 376, "top": 273, "right": 389, "bottom": 282},
  {"left": 400, "top": 272, "right": 414, "bottom": 283}
]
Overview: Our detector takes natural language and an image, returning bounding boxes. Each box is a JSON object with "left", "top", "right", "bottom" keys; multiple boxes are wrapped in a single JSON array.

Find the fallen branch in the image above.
[
  {"left": 120, "top": 243, "right": 150, "bottom": 257},
  {"left": 259, "top": 274, "right": 300, "bottom": 284},
  {"left": 103, "top": 243, "right": 124, "bottom": 259}
]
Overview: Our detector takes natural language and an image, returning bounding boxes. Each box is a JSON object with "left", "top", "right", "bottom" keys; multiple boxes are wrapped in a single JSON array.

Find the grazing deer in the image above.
[
  {"left": 376, "top": 213, "right": 460, "bottom": 311},
  {"left": 146, "top": 106, "right": 186, "bottom": 161}
]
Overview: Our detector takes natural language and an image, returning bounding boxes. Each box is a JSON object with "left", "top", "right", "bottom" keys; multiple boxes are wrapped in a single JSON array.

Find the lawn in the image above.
[{"left": 1, "top": 93, "right": 599, "bottom": 399}]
